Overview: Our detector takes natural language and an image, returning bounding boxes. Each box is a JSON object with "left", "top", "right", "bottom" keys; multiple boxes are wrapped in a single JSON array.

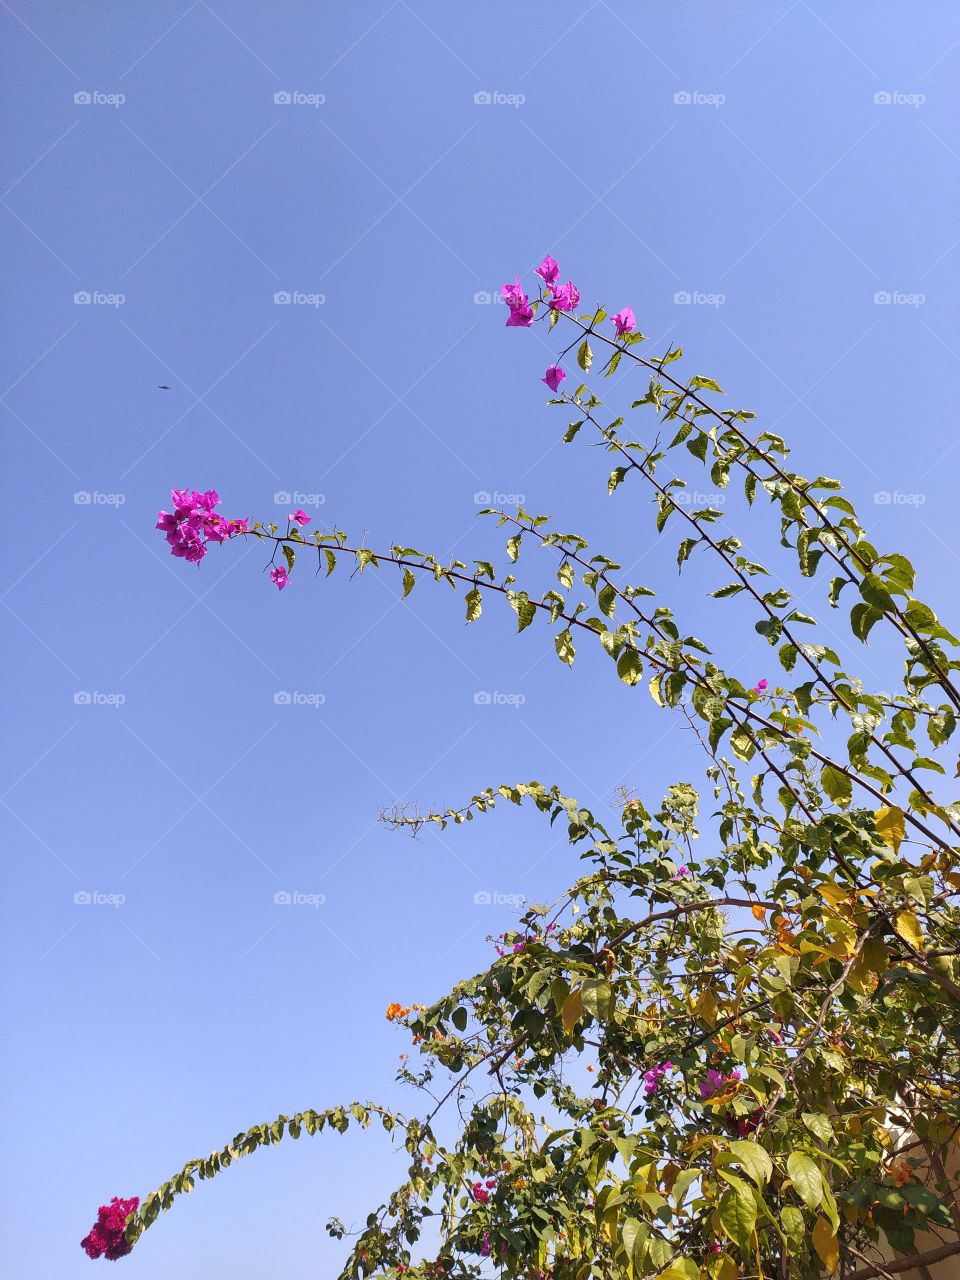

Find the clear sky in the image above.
[{"left": 2, "top": 3, "right": 959, "bottom": 1276}]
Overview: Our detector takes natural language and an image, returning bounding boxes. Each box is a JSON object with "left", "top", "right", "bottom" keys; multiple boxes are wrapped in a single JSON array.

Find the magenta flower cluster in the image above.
[
  {"left": 156, "top": 489, "right": 248, "bottom": 564},
  {"left": 472, "top": 1179, "right": 495, "bottom": 1204},
  {"left": 642, "top": 1060, "right": 673, "bottom": 1096},
  {"left": 81, "top": 1196, "right": 139, "bottom": 1261},
  {"left": 503, "top": 255, "right": 637, "bottom": 399}
]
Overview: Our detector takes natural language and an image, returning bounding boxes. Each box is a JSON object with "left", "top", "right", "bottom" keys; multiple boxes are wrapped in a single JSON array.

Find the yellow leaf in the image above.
[
  {"left": 817, "top": 883, "right": 847, "bottom": 907},
  {"left": 562, "top": 989, "right": 583, "bottom": 1037},
  {"left": 875, "top": 806, "right": 905, "bottom": 852},
  {"left": 812, "top": 1216, "right": 839, "bottom": 1273},
  {"left": 893, "top": 909, "right": 923, "bottom": 951},
  {"left": 696, "top": 989, "right": 719, "bottom": 1026},
  {"left": 710, "top": 1255, "right": 737, "bottom": 1280},
  {"left": 751, "top": 903, "right": 767, "bottom": 922}
]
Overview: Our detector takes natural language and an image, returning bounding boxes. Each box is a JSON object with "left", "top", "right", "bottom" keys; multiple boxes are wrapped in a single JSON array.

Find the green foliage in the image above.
[{"left": 134, "top": 302, "right": 960, "bottom": 1280}]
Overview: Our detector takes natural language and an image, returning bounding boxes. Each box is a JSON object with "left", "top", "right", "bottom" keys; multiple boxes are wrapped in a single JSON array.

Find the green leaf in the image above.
[
  {"left": 728, "top": 1139, "right": 773, "bottom": 1187},
  {"left": 577, "top": 339, "right": 593, "bottom": 372},
  {"left": 617, "top": 647, "right": 643, "bottom": 686},
  {"left": 282, "top": 545, "right": 295, "bottom": 573},
  {"left": 820, "top": 764, "right": 852, "bottom": 809},
  {"left": 555, "top": 629, "right": 575, "bottom": 665},
  {"left": 801, "top": 1113, "right": 835, "bottom": 1143},
  {"left": 464, "top": 587, "right": 482, "bottom": 622},
  {"left": 598, "top": 584, "right": 617, "bottom": 617},
  {"left": 451, "top": 1007, "right": 467, "bottom": 1032},
  {"left": 786, "top": 1152, "right": 823, "bottom": 1211},
  {"left": 718, "top": 1180, "right": 757, "bottom": 1251},
  {"left": 781, "top": 1205, "right": 805, "bottom": 1255},
  {"left": 402, "top": 568, "right": 416, "bottom": 598}
]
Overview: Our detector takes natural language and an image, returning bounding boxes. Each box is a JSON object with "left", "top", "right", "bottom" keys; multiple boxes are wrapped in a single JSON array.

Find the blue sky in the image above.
[{"left": 2, "top": 2, "right": 959, "bottom": 1275}]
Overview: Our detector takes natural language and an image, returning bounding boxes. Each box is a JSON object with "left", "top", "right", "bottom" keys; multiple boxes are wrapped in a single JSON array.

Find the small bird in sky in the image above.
[{"left": 157, "top": 385, "right": 170, "bottom": 390}]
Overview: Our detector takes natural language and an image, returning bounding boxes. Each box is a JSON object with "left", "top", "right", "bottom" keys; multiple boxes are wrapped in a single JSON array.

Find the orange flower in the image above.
[{"left": 386, "top": 1002, "right": 411, "bottom": 1022}]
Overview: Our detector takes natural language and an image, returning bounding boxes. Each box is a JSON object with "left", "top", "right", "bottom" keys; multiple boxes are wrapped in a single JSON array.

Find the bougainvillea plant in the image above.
[{"left": 86, "top": 261, "right": 960, "bottom": 1280}]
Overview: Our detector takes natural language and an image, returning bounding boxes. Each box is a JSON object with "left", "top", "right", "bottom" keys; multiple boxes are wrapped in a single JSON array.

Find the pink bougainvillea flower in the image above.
[
  {"left": 671, "top": 864, "right": 690, "bottom": 880},
  {"left": 501, "top": 276, "right": 527, "bottom": 309},
  {"left": 290, "top": 508, "right": 311, "bottom": 527},
  {"left": 754, "top": 678, "right": 768, "bottom": 692},
  {"left": 472, "top": 1182, "right": 489, "bottom": 1204},
  {"left": 611, "top": 306, "right": 635, "bottom": 337},
  {"left": 642, "top": 1060, "right": 674, "bottom": 1096},
  {"left": 542, "top": 364, "right": 566, "bottom": 392},
  {"left": 158, "top": 488, "right": 247, "bottom": 565},
  {"left": 270, "top": 565, "right": 289, "bottom": 591},
  {"left": 534, "top": 255, "right": 560, "bottom": 287},
  {"left": 505, "top": 302, "right": 534, "bottom": 328},
  {"left": 480, "top": 1231, "right": 492, "bottom": 1258},
  {"left": 81, "top": 1196, "right": 139, "bottom": 1261},
  {"left": 548, "top": 281, "right": 580, "bottom": 312}
]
